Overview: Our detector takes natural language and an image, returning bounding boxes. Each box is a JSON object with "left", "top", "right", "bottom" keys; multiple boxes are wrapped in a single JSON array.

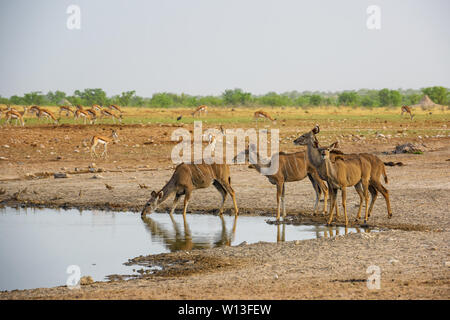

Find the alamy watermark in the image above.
[
  {"left": 66, "top": 5, "right": 81, "bottom": 30},
  {"left": 366, "top": 5, "right": 381, "bottom": 30},
  {"left": 66, "top": 264, "right": 81, "bottom": 289},
  {"left": 366, "top": 265, "right": 381, "bottom": 290},
  {"left": 170, "top": 121, "right": 280, "bottom": 175}
]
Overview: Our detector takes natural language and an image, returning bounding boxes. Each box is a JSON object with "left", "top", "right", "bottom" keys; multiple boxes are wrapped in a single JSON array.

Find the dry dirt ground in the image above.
[{"left": 0, "top": 120, "right": 449, "bottom": 299}]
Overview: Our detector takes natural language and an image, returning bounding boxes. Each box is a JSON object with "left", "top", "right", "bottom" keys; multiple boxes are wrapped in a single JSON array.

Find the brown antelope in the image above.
[
  {"left": 37, "top": 108, "right": 59, "bottom": 124},
  {"left": 90, "top": 129, "right": 119, "bottom": 158},
  {"left": 192, "top": 105, "right": 208, "bottom": 117},
  {"left": 108, "top": 104, "right": 123, "bottom": 114},
  {"left": 74, "top": 109, "right": 91, "bottom": 124},
  {"left": 254, "top": 110, "right": 276, "bottom": 124},
  {"left": 76, "top": 105, "right": 84, "bottom": 111},
  {"left": 86, "top": 108, "right": 98, "bottom": 124},
  {"left": 101, "top": 109, "right": 122, "bottom": 123},
  {"left": 141, "top": 162, "right": 239, "bottom": 217},
  {"left": 4, "top": 108, "right": 25, "bottom": 126},
  {"left": 294, "top": 125, "right": 392, "bottom": 222},
  {"left": 401, "top": 105, "right": 414, "bottom": 120},
  {"left": 234, "top": 144, "right": 328, "bottom": 220},
  {"left": 92, "top": 104, "right": 103, "bottom": 112},
  {"left": 58, "top": 105, "right": 74, "bottom": 117}
]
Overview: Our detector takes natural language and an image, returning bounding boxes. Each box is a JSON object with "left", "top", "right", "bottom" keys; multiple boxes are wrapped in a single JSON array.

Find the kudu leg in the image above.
[
  {"left": 281, "top": 183, "right": 286, "bottom": 218},
  {"left": 371, "top": 180, "right": 392, "bottom": 219},
  {"left": 341, "top": 187, "right": 349, "bottom": 226},
  {"left": 354, "top": 183, "right": 365, "bottom": 220},
  {"left": 169, "top": 194, "right": 182, "bottom": 215},
  {"left": 213, "top": 180, "right": 228, "bottom": 215},
  {"left": 182, "top": 190, "right": 192, "bottom": 217},
  {"left": 219, "top": 179, "right": 238, "bottom": 216}
]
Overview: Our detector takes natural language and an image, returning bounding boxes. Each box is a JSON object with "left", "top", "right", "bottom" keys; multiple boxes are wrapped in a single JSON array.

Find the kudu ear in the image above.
[
  {"left": 157, "top": 191, "right": 164, "bottom": 199},
  {"left": 312, "top": 124, "right": 320, "bottom": 134},
  {"left": 151, "top": 191, "right": 157, "bottom": 197},
  {"left": 329, "top": 141, "right": 339, "bottom": 150}
]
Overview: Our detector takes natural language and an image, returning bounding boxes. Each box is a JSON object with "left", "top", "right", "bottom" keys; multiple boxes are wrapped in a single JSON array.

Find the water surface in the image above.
[{"left": 0, "top": 207, "right": 371, "bottom": 291}]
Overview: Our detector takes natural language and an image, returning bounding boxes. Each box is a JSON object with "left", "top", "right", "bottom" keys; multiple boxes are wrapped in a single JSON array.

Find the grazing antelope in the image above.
[
  {"left": 37, "top": 108, "right": 59, "bottom": 124},
  {"left": 294, "top": 125, "right": 392, "bottom": 225},
  {"left": 192, "top": 105, "right": 208, "bottom": 117},
  {"left": 90, "top": 129, "right": 119, "bottom": 158},
  {"left": 234, "top": 144, "right": 328, "bottom": 220},
  {"left": 141, "top": 162, "right": 239, "bottom": 217},
  {"left": 58, "top": 105, "right": 74, "bottom": 117},
  {"left": 401, "top": 105, "right": 414, "bottom": 120},
  {"left": 76, "top": 105, "right": 84, "bottom": 111},
  {"left": 101, "top": 108, "right": 122, "bottom": 123},
  {"left": 108, "top": 104, "right": 123, "bottom": 114},
  {"left": 4, "top": 109, "right": 25, "bottom": 126},
  {"left": 74, "top": 109, "right": 91, "bottom": 124},
  {"left": 92, "top": 104, "right": 103, "bottom": 112},
  {"left": 86, "top": 108, "right": 98, "bottom": 124},
  {"left": 254, "top": 110, "right": 276, "bottom": 124}
]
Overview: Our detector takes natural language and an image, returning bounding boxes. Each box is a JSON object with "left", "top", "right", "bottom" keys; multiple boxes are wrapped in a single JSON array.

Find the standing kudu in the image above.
[{"left": 294, "top": 125, "right": 392, "bottom": 224}]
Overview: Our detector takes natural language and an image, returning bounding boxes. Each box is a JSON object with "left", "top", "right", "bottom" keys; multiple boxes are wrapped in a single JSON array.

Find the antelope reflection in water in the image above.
[{"left": 140, "top": 213, "right": 238, "bottom": 252}]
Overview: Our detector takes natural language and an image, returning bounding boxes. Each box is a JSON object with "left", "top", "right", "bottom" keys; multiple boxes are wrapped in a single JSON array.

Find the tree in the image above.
[
  {"left": 74, "top": 88, "right": 108, "bottom": 106},
  {"left": 150, "top": 93, "right": 173, "bottom": 108},
  {"left": 422, "top": 86, "right": 448, "bottom": 105},
  {"left": 46, "top": 90, "right": 67, "bottom": 105},
  {"left": 338, "top": 91, "right": 359, "bottom": 106},
  {"left": 117, "top": 90, "right": 136, "bottom": 106},
  {"left": 222, "top": 88, "right": 252, "bottom": 105},
  {"left": 309, "top": 94, "right": 322, "bottom": 106}
]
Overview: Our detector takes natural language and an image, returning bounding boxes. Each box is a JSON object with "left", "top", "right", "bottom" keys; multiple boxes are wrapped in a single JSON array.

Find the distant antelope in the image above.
[
  {"left": 4, "top": 108, "right": 25, "bottom": 126},
  {"left": 254, "top": 110, "right": 276, "bottom": 124},
  {"left": 108, "top": 104, "right": 123, "bottom": 114},
  {"left": 38, "top": 108, "right": 59, "bottom": 124},
  {"left": 192, "top": 105, "right": 208, "bottom": 117},
  {"left": 74, "top": 109, "right": 91, "bottom": 124},
  {"left": 90, "top": 129, "right": 119, "bottom": 158},
  {"left": 75, "top": 105, "right": 85, "bottom": 111},
  {"left": 141, "top": 162, "right": 239, "bottom": 217},
  {"left": 86, "top": 108, "right": 98, "bottom": 124},
  {"left": 58, "top": 105, "right": 74, "bottom": 117},
  {"left": 101, "top": 109, "right": 122, "bottom": 123},
  {"left": 401, "top": 105, "right": 414, "bottom": 120},
  {"left": 92, "top": 104, "right": 103, "bottom": 112}
]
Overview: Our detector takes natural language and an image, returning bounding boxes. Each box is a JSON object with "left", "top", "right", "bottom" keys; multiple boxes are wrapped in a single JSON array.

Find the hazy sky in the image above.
[{"left": 0, "top": 0, "right": 449, "bottom": 97}]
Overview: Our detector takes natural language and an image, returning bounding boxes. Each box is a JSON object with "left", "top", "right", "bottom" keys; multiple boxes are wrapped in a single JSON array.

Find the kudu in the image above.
[
  {"left": 294, "top": 125, "right": 392, "bottom": 224},
  {"left": 234, "top": 144, "right": 328, "bottom": 220},
  {"left": 141, "top": 162, "right": 239, "bottom": 217}
]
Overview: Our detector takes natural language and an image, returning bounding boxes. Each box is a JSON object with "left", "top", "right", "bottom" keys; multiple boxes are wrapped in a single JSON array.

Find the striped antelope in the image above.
[
  {"left": 86, "top": 108, "right": 98, "bottom": 124},
  {"left": 38, "top": 108, "right": 59, "bottom": 124},
  {"left": 101, "top": 109, "right": 122, "bottom": 123},
  {"left": 90, "top": 129, "right": 119, "bottom": 158},
  {"left": 141, "top": 162, "right": 239, "bottom": 217},
  {"left": 254, "top": 110, "right": 276, "bottom": 124},
  {"left": 294, "top": 125, "right": 392, "bottom": 225},
  {"left": 74, "top": 109, "right": 91, "bottom": 124},
  {"left": 401, "top": 105, "right": 414, "bottom": 120},
  {"left": 192, "top": 105, "right": 208, "bottom": 117},
  {"left": 234, "top": 144, "right": 329, "bottom": 220},
  {"left": 92, "top": 104, "right": 103, "bottom": 112},
  {"left": 58, "top": 105, "right": 74, "bottom": 117},
  {"left": 108, "top": 104, "right": 123, "bottom": 114},
  {"left": 4, "top": 107, "right": 26, "bottom": 126}
]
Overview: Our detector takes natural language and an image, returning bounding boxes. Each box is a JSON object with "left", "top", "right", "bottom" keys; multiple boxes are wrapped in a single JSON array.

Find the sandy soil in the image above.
[{"left": 0, "top": 122, "right": 449, "bottom": 299}]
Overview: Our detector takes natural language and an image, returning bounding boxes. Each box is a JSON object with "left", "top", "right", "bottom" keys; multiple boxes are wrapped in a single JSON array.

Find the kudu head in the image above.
[
  {"left": 293, "top": 124, "right": 320, "bottom": 147},
  {"left": 141, "top": 190, "right": 164, "bottom": 216}
]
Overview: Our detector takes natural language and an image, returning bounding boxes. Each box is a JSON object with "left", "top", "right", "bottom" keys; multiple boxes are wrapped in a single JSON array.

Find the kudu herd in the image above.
[{"left": 142, "top": 124, "right": 392, "bottom": 227}]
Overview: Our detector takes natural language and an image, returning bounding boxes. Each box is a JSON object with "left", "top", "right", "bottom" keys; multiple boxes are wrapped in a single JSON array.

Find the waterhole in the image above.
[{"left": 0, "top": 207, "right": 373, "bottom": 291}]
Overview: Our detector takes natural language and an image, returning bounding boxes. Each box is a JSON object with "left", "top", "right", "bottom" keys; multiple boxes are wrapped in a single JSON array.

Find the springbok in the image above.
[
  {"left": 59, "top": 106, "right": 74, "bottom": 118},
  {"left": 254, "top": 111, "right": 276, "bottom": 125},
  {"left": 37, "top": 108, "right": 59, "bottom": 124},
  {"left": 108, "top": 104, "right": 123, "bottom": 114},
  {"left": 401, "top": 105, "right": 414, "bottom": 120},
  {"left": 294, "top": 125, "right": 392, "bottom": 222},
  {"left": 141, "top": 162, "right": 239, "bottom": 217},
  {"left": 101, "top": 109, "right": 122, "bottom": 123},
  {"left": 234, "top": 144, "right": 328, "bottom": 220},
  {"left": 4, "top": 107, "right": 26, "bottom": 126},
  {"left": 192, "top": 105, "right": 208, "bottom": 117},
  {"left": 90, "top": 129, "right": 119, "bottom": 158}
]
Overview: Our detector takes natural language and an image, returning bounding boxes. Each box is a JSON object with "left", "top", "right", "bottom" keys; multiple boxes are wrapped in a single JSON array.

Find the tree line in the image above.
[{"left": 0, "top": 87, "right": 448, "bottom": 108}]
